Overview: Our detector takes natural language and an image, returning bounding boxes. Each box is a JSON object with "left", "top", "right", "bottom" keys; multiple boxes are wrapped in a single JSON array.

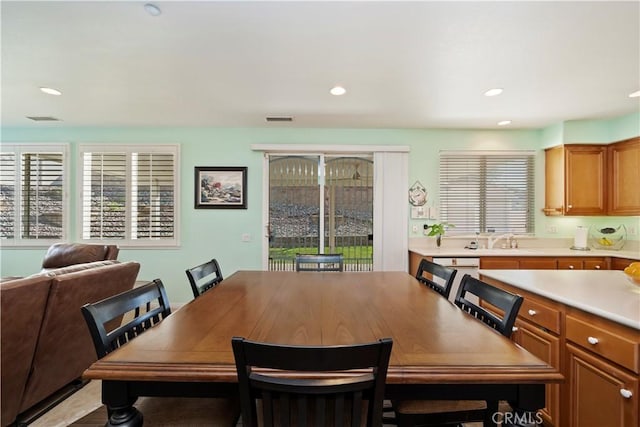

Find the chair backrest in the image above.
[
  {"left": 415, "top": 258, "right": 457, "bottom": 299},
  {"left": 295, "top": 254, "right": 344, "bottom": 272},
  {"left": 185, "top": 258, "right": 224, "bottom": 298},
  {"left": 454, "top": 274, "right": 523, "bottom": 338},
  {"left": 81, "top": 279, "right": 172, "bottom": 358},
  {"left": 232, "top": 337, "right": 393, "bottom": 427}
]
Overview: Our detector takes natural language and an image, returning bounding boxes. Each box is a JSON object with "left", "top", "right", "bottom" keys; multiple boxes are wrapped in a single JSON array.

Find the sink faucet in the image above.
[{"left": 487, "top": 233, "right": 513, "bottom": 249}]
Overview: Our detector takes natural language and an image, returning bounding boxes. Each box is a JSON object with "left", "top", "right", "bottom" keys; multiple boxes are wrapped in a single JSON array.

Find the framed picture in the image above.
[{"left": 195, "top": 166, "right": 247, "bottom": 209}]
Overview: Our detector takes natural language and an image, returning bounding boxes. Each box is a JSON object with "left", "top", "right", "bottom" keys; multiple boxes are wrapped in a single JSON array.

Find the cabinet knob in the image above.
[
  {"left": 595, "top": 265, "right": 601, "bottom": 269},
  {"left": 620, "top": 389, "right": 633, "bottom": 399},
  {"left": 528, "top": 309, "right": 537, "bottom": 316},
  {"left": 568, "top": 265, "right": 575, "bottom": 269},
  {"left": 567, "top": 204, "right": 573, "bottom": 209},
  {"left": 587, "top": 336, "right": 599, "bottom": 345},
  {"left": 512, "top": 326, "right": 518, "bottom": 332}
]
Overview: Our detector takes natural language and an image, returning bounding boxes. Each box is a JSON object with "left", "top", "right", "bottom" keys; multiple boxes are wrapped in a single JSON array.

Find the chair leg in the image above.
[{"left": 484, "top": 400, "right": 499, "bottom": 427}]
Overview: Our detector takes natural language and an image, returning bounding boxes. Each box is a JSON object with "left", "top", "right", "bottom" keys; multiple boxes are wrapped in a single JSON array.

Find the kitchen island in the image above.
[{"left": 479, "top": 269, "right": 639, "bottom": 427}]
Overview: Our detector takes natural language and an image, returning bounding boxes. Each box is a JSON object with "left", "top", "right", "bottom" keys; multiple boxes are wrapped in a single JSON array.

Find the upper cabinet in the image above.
[
  {"left": 544, "top": 144, "right": 606, "bottom": 216},
  {"left": 544, "top": 138, "right": 640, "bottom": 216},
  {"left": 608, "top": 137, "right": 640, "bottom": 215}
]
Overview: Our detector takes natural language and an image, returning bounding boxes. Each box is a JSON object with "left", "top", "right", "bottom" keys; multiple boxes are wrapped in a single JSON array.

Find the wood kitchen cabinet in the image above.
[
  {"left": 544, "top": 137, "right": 640, "bottom": 216},
  {"left": 544, "top": 144, "right": 607, "bottom": 216},
  {"left": 482, "top": 275, "right": 640, "bottom": 427},
  {"left": 611, "top": 257, "right": 636, "bottom": 271},
  {"left": 608, "top": 137, "right": 640, "bottom": 216},
  {"left": 479, "top": 256, "right": 607, "bottom": 270},
  {"left": 557, "top": 257, "right": 606, "bottom": 270},
  {"left": 567, "top": 344, "right": 638, "bottom": 427},
  {"left": 513, "top": 319, "right": 561, "bottom": 426}
]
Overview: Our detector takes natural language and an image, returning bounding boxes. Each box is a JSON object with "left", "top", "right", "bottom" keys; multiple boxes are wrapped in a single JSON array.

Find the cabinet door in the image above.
[
  {"left": 608, "top": 137, "right": 640, "bottom": 215},
  {"left": 567, "top": 344, "right": 638, "bottom": 427},
  {"left": 565, "top": 145, "right": 606, "bottom": 215},
  {"left": 479, "top": 257, "right": 519, "bottom": 269},
  {"left": 544, "top": 146, "right": 565, "bottom": 215},
  {"left": 514, "top": 320, "right": 560, "bottom": 426},
  {"left": 611, "top": 258, "right": 636, "bottom": 271},
  {"left": 558, "top": 258, "right": 584, "bottom": 270},
  {"left": 519, "top": 257, "right": 557, "bottom": 269},
  {"left": 583, "top": 258, "right": 606, "bottom": 270}
]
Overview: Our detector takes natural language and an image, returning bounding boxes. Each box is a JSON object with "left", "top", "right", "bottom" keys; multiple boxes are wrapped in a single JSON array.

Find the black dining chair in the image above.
[
  {"left": 186, "top": 258, "right": 224, "bottom": 298},
  {"left": 415, "top": 258, "right": 457, "bottom": 299},
  {"left": 295, "top": 253, "right": 344, "bottom": 272},
  {"left": 391, "top": 274, "right": 524, "bottom": 427},
  {"left": 232, "top": 336, "right": 393, "bottom": 427},
  {"left": 81, "top": 279, "right": 239, "bottom": 426}
]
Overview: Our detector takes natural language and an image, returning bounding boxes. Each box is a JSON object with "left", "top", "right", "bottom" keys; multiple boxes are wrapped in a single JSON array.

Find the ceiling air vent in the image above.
[
  {"left": 266, "top": 116, "right": 293, "bottom": 122},
  {"left": 26, "top": 116, "right": 61, "bottom": 122}
]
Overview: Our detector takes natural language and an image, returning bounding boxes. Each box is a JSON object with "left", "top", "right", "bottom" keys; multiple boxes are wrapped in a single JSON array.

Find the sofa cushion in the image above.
[
  {"left": 1, "top": 276, "right": 52, "bottom": 426},
  {"left": 41, "top": 243, "right": 119, "bottom": 270},
  {"left": 18, "top": 261, "right": 140, "bottom": 413}
]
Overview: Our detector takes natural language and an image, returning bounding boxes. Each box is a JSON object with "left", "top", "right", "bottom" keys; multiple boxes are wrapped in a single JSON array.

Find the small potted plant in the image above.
[{"left": 424, "top": 222, "right": 454, "bottom": 247}]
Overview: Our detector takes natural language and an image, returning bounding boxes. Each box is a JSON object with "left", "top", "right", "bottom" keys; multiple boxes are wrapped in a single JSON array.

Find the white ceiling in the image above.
[{"left": 2, "top": 1, "right": 639, "bottom": 130}]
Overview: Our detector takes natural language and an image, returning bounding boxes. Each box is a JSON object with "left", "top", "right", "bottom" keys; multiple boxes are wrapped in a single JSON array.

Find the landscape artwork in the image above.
[{"left": 195, "top": 166, "right": 247, "bottom": 209}]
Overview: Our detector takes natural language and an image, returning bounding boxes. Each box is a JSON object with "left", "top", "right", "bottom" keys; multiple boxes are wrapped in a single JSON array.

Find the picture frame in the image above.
[{"left": 195, "top": 166, "right": 247, "bottom": 209}]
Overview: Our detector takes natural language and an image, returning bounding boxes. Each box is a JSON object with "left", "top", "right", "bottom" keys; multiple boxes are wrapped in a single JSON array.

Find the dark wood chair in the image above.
[
  {"left": 232, "top": 336, "right": 393, "bottom": 427},
  {"left": 392, "top": 274, "right": 524, "bottom": 427},
  {"left": 295, "top": 253, "right": 344, "bottom": 272},
  {"left": 415, "top": 258, "right": 457, "bottom": 299},
  {"left": 185, "top": 258, "right": 224, "bottom": 298},
  {"left": 81, "top": 279, "right": 239, "bottom": 426}
]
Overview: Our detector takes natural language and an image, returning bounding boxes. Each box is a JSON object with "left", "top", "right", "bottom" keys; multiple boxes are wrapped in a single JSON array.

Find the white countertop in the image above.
[
  {"left": 479, "top": 269, "right": 640, "bottom": 330},
  {"left": 409, "top": 245, "right": 640, "bottom": 260}
]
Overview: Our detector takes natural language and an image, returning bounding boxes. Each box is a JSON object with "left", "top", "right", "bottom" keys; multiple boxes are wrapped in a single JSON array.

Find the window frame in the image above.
[
  {"left": 77, "top": 144, "right": 180, "bottom": 248},
  {"left": 439, "top": 150, "right": 535, "bottom": 236},
  {"left": 0, "top": 143, "right": 70, "bottom": 247}
]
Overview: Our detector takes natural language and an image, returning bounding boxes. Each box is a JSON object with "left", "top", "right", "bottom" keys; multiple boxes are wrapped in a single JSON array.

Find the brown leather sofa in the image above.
[{"left": 0, "top": 259, "right": 140, "bottom": 426}]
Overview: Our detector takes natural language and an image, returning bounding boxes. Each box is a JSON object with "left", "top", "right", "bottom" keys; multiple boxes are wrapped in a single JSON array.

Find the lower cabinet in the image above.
[
  {"left": 479, "top": 256, "right": 608, "bottom": 270},
  {"left": 513, "top": 319, "right": 561, "bottom": 425},
  {"left": 567, "top": 344, "right": 638, "bottom": 427},
  {"left": 481, "top": 275, "right": 640, "bottom": 427}
]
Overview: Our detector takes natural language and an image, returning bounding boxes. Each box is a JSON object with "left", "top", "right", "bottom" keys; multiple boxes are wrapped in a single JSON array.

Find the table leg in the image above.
[{"left": 102, "top": 381, "right": 143, "bottom": 427}]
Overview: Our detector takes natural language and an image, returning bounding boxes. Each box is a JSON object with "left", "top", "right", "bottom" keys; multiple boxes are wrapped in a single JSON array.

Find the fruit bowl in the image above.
[
  {"left": 625, "top": 274, "right": 640, "bottom": 286},
  {"left": 624, "top": 262, "right": 640, "bottom": 286},
  {"left": 589, "top": 225, "right": 626, "bottom": 250}
]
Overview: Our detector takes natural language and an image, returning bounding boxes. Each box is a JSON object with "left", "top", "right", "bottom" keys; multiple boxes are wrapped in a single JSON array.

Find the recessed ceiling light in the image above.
[
  {"left": 144, "top": 3, "right": 162, "bottom": 16},
  {"left": 40, "top": 87, "right": 61, "bottom": 96},
  {"left": 629, "top": 90, "right": 640, "bottom": 98},
  {"left": 484, "top": 88, "right": 503, "bottom": 97},
  {"left": 497, "top": 120, "right": 512, "bottom": 126},
  {"left": 330, "top": 86, "right": 346, "bottom": 96}
]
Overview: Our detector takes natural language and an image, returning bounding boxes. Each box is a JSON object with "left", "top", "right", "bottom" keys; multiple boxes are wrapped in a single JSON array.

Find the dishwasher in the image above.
[{"left": 431, "top": 257, "right": 480, "bottom": 303}]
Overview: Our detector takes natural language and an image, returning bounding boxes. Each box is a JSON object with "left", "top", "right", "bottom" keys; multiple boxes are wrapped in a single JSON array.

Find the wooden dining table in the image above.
[{"left": 83, "top": 271, "right": 562, "bottom": 427}]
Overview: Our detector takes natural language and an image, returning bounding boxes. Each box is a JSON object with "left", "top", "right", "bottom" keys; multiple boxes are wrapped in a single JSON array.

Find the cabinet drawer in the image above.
[
  {"left": 583, "top": 258, "right": 606, "bottom": 270},
  {"left": 520, "top": 298, "right": 561, "bottom": 334},
  {"left": 557, "top": 258, "right": 583, "bottom": 270},
  {"left": 566, "top": 315, "right": 639, "bottom": 373}
]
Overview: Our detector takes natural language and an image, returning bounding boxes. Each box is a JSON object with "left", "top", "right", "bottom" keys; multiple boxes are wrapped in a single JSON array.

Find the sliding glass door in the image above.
[{"left": 267, "top": 154, "right": 373, "bottom": 271}]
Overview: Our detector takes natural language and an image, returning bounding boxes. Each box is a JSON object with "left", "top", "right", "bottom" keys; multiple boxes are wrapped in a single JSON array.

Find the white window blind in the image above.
[
  {"left": 439, "top": 151, "right": 535, "bottom": 235},
  {"left": 0, "top": 145, "right": 68, "bottom": 244},
  {"left": 80, "top": 145, "right": 178, "bottom": 246}
]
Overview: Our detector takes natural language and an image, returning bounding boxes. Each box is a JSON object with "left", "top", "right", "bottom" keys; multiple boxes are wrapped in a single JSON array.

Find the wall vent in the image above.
[
  {"left": 26, "top": 116, "right": 61, "bottom": 122},
  {"left": 266, "top": 116, "right": 293, "bottom": 122}
]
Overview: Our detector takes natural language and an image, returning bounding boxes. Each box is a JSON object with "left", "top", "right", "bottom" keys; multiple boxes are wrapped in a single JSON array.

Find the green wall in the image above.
[{"left": 1, "top": 113, "right": 638, "bottom": 302}]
